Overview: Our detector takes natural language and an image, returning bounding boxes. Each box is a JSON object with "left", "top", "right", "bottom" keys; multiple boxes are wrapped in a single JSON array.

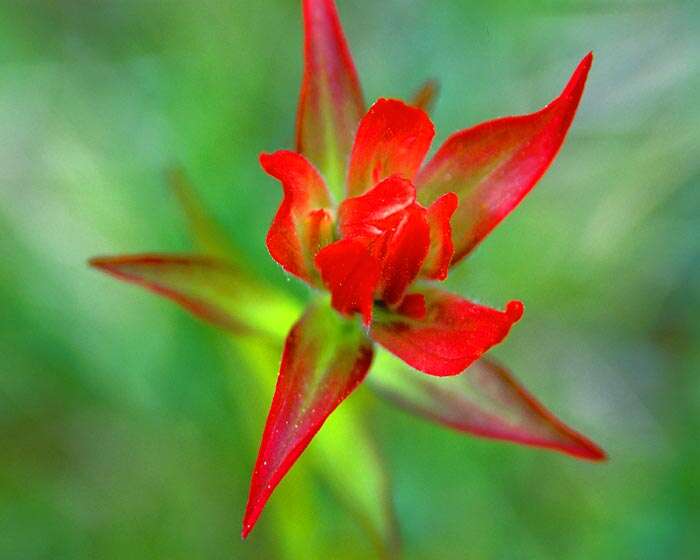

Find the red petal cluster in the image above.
[
  {"left": 264, "top": 57, "right": 592, "bottom": 331},
  {"left": 317, "top": 174, "right": 440, "bottom": 324},
  {"left": 267, "top": 98, "right": 464, "bottom": 326}
]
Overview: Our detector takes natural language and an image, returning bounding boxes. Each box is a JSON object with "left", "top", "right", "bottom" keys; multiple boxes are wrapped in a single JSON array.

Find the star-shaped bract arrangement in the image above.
[{"left": 90, "top": 0, "right": 605, "bottom": 543}]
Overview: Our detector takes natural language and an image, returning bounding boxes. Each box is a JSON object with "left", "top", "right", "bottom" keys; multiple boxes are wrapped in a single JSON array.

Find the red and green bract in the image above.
[{"left": 90, "top": 0, "right": 605, "bottom": 541}]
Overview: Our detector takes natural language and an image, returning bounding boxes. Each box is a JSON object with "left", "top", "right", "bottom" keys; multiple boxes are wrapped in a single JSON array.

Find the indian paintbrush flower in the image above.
[{"left": 89, "top": 0, "right": 605, "bottom": 542}]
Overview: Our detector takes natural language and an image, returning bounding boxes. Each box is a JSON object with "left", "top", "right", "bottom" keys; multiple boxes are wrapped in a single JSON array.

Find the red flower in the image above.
[
  {"left": 252, "top": 0, "right": 600, "bottom": 534},
  {"left": 89, "top": 0, "right": 605, "bottom": 542}
]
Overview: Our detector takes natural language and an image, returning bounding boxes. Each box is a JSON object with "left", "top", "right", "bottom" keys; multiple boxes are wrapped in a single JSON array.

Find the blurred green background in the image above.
[{"left": 1, "top": 0, "right": 698, "bottom": 558}]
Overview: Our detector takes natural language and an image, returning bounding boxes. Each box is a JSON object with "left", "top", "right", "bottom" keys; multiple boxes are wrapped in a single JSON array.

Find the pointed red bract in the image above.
[
  {"left": 89, "top": 253, "right": 302, "bottom": 343},
  {"left": 370, "top": 355, "right": 606, "bottom": 461},
  {"left": 347, "top": 99, "right": 435, "bottom": 197},
  {"left": 242, "top": 301, "right": 374, "bottom": 537},
  {"left": 421, "top": 192, "right": 458, "bottom": 280},
  {"left": 261, "top": 150, "right": 333, "bottom": 284},
  {"left": 416, "top": 53, "right": 593, "bottom": 263},
  {"left": 89, "top": 254, "right": 255, "bottom": 335},
  {"left": 371, "top": 288, "right": 524, "bottom": 377},
  {"left": 296, "top": 0, "right": 365, "bottom": 197},
  {"left": 315, "top": 238, "right": 380, "bottom": 326}
]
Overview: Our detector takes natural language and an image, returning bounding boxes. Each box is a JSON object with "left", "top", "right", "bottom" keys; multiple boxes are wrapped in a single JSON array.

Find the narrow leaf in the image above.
[
  {"left": 297, "top": 0, "right": 365, "bottom": 198},
  {"left": 242, "top": 299, "right": 374, "bottom": 537},
  {"left": 166, "top": 167, "right": 239, "bottom": 260},
  {"left": 416, "top": 53, "right": 593, "bottom": 263},
  {"left": 410, "top": 79, "right": 439, "bottom": 113},
  {"left": 371, "top": 287, "right": 524, "bottom": 376},
  {"left": 166, "top": 167, "right": 304, "bottom": 340},
  {"left": 369, "top": 351, "right": 606, "bottom": 461},
  {"left": 89, "top": 254, "right": 298, "bottom": 341},
  {"left": 347, "top": 99, "right": 434, "bottom": 197}
]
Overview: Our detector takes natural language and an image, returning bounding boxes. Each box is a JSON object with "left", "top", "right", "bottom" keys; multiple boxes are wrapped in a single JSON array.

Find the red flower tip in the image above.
[
  {"left": 241, "top": 522, "right": 253, "bottom": 540},
  {"left": 258, "top": 151, "right": 273, "bottom": 168},
  {"left": 88, "top": 255, "right": 112, "bottom": 270},
  {"left": 559, "top": 51, "right": 593, "bottom": 102},
  {"left": 575, "top": 438, "right": 607, "bottom": 462},
  {"left": 506, "top": 300, "right": 524, "bottom": 322}
]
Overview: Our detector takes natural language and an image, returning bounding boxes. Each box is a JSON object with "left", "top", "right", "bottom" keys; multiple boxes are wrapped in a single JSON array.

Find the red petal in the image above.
[
  {"left": 347, "top": 99, "right": 435, "bottom": 197},
  {"left": 339, "top": 175, "right": 415, "bottom": 239},
  {"left": 89, "top": 254, "right": 255, "bottom": 335},
  {"left": 416, "top": 53, "right": 593, "bottom": 264},
  {"left": 369, "top": 354, "right": 606, "bottom": 461},
  {"left": 421, "top": 192, "right": 458, "bottom": 280},
  {"left": 242, "top": 301, "right": 374, "bottom": 537},
  {"left": 377, "top": 205, "right": 430, "bottom": 306},
  {"left": 296, "top": 0, "right": 365, "bottom": 198},
  {"left": 315, "top": 238, "right": 381, "bottom": 326},
  {"left": 260, "top": 151, "right": 333, "bottom": 284},
  {"left": 371, "top": 288, "right": 523, "bottom": 376},
  {"left": 338, "top": 176, "right": 430, "bottom": 306}
]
